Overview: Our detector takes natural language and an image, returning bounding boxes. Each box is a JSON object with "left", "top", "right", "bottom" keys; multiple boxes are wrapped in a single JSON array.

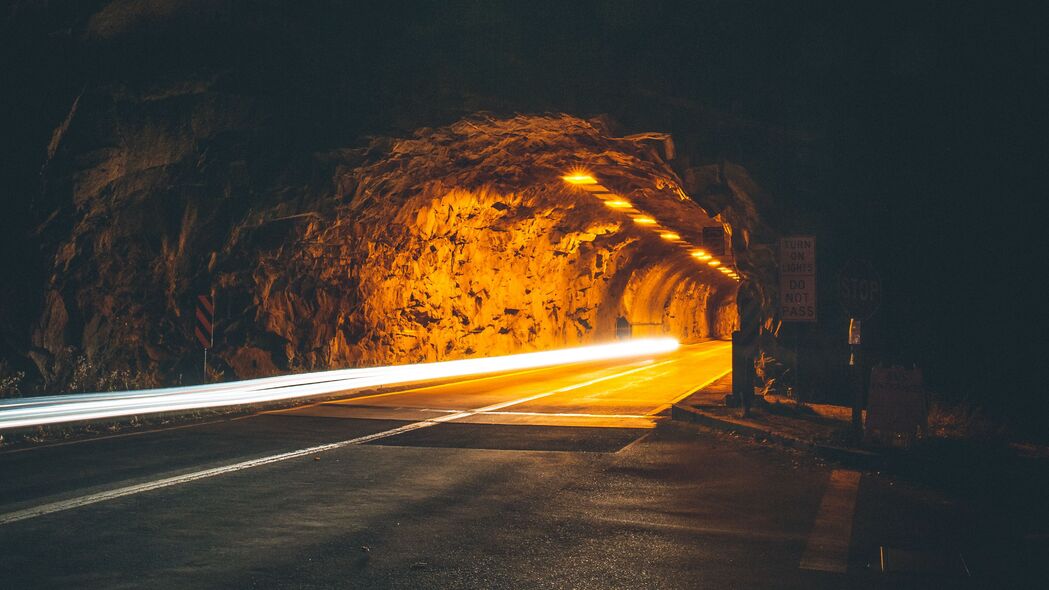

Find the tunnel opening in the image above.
[{"left": 291, "top": 113, "right": 745, "bottom": 371}]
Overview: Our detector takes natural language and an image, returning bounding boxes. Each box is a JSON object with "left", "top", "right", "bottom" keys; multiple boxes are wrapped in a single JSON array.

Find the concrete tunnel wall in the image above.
[{"left": 610, "top": 252, "right": 735, "bottom": 341}]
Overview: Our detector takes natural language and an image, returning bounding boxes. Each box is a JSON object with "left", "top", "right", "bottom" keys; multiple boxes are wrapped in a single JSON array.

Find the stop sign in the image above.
[{"left": 838, "top": 259, "right": 882, "bottom": 320}]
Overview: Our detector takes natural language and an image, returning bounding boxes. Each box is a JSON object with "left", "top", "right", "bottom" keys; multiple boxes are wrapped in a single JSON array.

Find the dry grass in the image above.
[
  {"left": 0, "top": 369, "right": 25, "bottom": 399},
  {"left": 926, "top": 396, "right": 1005, "bottom": 441}
]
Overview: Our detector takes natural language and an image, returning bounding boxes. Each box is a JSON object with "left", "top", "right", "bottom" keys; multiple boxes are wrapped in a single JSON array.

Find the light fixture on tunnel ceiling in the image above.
[
  {"left": 562, "top": 173, "right": 597, "bottom": 185},
  {"left": 563, "top": 171, "right": 726, "bottom": 279}
]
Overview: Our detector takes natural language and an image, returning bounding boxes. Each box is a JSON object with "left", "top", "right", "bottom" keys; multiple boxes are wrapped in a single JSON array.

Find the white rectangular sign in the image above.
[{"left": 780, "top": 236, "right": 817, "bottom": 322}]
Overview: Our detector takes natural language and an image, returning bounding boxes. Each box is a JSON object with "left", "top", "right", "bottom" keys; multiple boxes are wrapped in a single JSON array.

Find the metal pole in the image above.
[
  {"left": 794, "top": 325, "right": 801, "bottom": 402},
  {"left": 206, "top": 291, "right": 215, "bottom": 383},
  {"left": 210, "top": 291, "right": 215, "bottom": 348},
  {"left": 849, "top": 318, "right": 863, "bottom": 433}
]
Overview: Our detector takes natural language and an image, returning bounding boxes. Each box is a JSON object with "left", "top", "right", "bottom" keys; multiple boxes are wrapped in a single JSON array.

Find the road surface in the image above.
[{"left": 0, "top": 340, "right": 1032, "bottom": 588}]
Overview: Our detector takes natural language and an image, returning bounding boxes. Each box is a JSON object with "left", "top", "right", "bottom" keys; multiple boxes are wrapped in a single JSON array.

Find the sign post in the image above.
[
  {"left": 195, "top": 292, "right": 215, "bottom": 382},
  {"left": 838, "top": 260, "right": 882, "bottom": 432}
]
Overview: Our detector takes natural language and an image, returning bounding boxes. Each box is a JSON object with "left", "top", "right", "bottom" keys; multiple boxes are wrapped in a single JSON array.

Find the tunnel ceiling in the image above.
[{"left": 30, "top": 104, "right": 743, "bottom": 389}]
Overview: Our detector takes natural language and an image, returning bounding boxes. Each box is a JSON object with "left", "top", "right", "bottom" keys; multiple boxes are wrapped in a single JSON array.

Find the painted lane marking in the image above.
[
  {"left": 1, "top": 338, "right": 683, "bottom": 429},
  {"left": 0, "top": 420, "right": 436, "bottom": 526},
  {"left": 596, "top": 515, "right": 807, "bottom": 543},
  {"left": 614, "top": 431, "right": 654, "bottom": 454},
  {"left": 476, "top": 411, "right": 649, "bottom": 419},
  {"left": 0, "top": 360, "right": 675, "bottom": 526},
  {"left": 0, "top": 417, "right": 239, "bottom": 456},
  {"left": 311, "top": 365, "right": 567, "bottom": 406},
  {"left": 2, "top": 343, "right": 724, "bottom": 452},
  {"left": 799, "top": 469, "right": 862, "bottom": 573},
  {"left": 438, "top": 359, "right": 676, "bottom": 419},
  {"left": 279, "top": 342, "right": 723, "bottom": 413},
  {"left": 646, "top": 366, "right": 733, "bottom": 416}
]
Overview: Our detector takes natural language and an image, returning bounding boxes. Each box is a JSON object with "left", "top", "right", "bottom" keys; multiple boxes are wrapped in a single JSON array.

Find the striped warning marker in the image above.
[{"left": 195, "top": 293, "right": 214, "bottom": 349}]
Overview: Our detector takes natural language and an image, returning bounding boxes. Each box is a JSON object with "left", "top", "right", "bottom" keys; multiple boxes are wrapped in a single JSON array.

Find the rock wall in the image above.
[{"left": 32, "top": 104, "right": 736, "bottom": 389}]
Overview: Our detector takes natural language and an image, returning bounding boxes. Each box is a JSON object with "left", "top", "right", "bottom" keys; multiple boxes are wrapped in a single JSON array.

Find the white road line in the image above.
[
  {"left": 0, "top": 417, "right": 238, "bottom": 456},
  {"left": 596, "top": 515, "right": 807, "bottom": 543},
  {"left": 0, "top": 359, "right": 676, "bottom": 526},
  {"left": 799, "top": 469, "right": 862, "bottom": 573},
  {"left": 646, "top": 366, "right": 733, "bottom": 416},
  {"left": 303, "top": 364, "right": 565, "bottom": 407},
  {"left": 0, "top": 420, "right": 437, "bottom": 526},
  {"left": 667, "top": 367, "right": 733, "bottom": 405},
  {"left": 476, "top": 411, "right": 649, "bottom": 419},
  {"left": 456, "top": 360, "right": 675, "bottom": 416},
  {"left": 0, "top": 338, "right": 683, "bottom": 429},
  {"left": 615, "top": 431, "right": 654, "bottom": 454}
]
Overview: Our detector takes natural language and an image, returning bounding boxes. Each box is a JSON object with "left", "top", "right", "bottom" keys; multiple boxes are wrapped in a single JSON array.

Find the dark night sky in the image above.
[{"left": 2, "top": 1, "right": 1045, "bottom": 421}]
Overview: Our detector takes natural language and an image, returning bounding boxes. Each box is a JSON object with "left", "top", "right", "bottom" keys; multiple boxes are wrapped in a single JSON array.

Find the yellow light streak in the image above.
[
  {"left": 0, "top": 339, "right": 681, "bottom": 430},
  {"left": 660, "top": 232, "right": 681, "bottom": 241},
  {"left": 707, "top": 259, "right": 721, "bottom": 267},
  {"left": 633, "top": 216, "right": 657, "bottom": 225},
  {"left": 604, "top": 200, "right": 632, "bottom": 208},
  {"left": 691, "top": 249, "right": 711, "bottom": 260}
]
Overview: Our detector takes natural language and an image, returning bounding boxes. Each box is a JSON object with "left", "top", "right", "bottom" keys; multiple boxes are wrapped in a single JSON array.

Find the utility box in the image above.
[
  {"left": 865, "top": 366, "right": 927, "bottom": 447},
  {"left": 731, "top": 330, "right": 754, "bottom": 408}
]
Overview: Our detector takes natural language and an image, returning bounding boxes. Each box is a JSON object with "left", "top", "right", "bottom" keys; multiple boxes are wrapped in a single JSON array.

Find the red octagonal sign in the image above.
[{"left": 838, "top": 259, "right": 882, "bottom": 320}]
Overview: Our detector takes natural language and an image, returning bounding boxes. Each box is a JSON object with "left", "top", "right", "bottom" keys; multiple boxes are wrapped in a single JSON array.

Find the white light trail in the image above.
[{"left": 0, "top": 338, "right": 679, "bottom": 430}]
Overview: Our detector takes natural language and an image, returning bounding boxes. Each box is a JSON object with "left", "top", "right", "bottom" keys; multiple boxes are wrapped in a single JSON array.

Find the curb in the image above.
[
  {"left": 671, "top": 403, "right": 885, "bottom": 468},
  {"left": 671, "top": 403, "right": 814, "bottom": 451},
  {"left": 813, "top": 443, "right": 884, "bottom": 468}
]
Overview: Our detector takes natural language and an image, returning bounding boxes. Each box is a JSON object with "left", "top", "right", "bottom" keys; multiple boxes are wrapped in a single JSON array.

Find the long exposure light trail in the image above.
[{"left": 0, "top": 338, "right": 679, "bottom": 430}]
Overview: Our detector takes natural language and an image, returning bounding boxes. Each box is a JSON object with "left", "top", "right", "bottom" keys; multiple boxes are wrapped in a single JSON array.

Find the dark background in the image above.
[{"left": 2, "top": 1, "right": 1045, "bottom": 432}]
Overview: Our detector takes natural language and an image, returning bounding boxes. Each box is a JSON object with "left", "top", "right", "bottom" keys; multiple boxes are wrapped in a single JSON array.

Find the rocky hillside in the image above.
[{"left": 0, "top": 1, "right": 791, "bottom": 395}]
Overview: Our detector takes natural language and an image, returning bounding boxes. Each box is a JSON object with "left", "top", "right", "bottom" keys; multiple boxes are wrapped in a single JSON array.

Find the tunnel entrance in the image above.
[
  {"left": 615, "top": 317, "right": 631, "bottom": 340},
  {"left": 615, "top": 258, "right": 736, "bottom": 344},
  {"left": 29, "top": 111, "right": 749, "bottom": 388}
]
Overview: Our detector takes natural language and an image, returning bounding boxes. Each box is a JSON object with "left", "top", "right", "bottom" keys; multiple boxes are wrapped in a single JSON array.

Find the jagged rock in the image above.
[{"left": 32, "top": 105, "right": 739, "bottom": 389}]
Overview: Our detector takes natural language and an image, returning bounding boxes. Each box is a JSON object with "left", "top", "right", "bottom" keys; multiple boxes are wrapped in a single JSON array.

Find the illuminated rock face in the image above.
[
  {"left": 33, "top": 104, "right": 736, "bottom": 387},
  {"left": 225, "top": 116, "right": 737, "bottom": 376}
]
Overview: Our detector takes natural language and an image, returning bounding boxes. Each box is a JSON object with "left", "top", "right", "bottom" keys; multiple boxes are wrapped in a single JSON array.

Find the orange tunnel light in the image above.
[
  {"left": 604, "top": 200, "right": 632, "bottom": 208},
  {"left": 633, "top": 216, "right": 657, "bottom": 225},
  {"left": 562, "top": 174, "right": 597, "bottom": 185},
  {"left": 707, "top": 259, "right": 721, "bottom": 267},
  {"left": 691, "top": 249, "right": 711, "bottom": 260},
  {"left": 660, "top": 232, "right": 681, "bottom": 241}
]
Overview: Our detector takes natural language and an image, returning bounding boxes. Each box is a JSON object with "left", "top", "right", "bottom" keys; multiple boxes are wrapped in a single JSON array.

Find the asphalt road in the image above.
[{"left": 0, "top": 341, "right": 1035, "bottom": 588}]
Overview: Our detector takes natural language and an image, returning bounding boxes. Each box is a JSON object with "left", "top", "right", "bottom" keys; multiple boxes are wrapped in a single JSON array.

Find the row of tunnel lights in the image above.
[{"left": 562, "top": 173, "right": 740, "bottom": 281}]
